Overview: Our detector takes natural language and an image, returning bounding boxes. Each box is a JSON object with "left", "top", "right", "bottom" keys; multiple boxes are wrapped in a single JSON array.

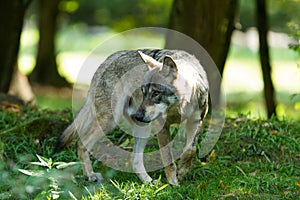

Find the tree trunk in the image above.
[
  {"left": 30, "top": 0, "right": 68, "bottom": 87},
  {"left": 256, "top": 0, "right": 277, "bottom": 118},
  {"left": 166, "top": 0, "right": 238, "bottom": 75},
  {"left": 0, "top": 1, "right": 30, "bottom": 92},
  {"left": 9, "top": 67, "right": 35, "bottom": 103},
  {"left": 166, "top": 0, "right": 238, "bottom": 106}
]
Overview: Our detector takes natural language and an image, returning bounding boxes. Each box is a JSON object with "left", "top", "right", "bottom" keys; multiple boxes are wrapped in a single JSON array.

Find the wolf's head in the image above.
[{"left": 132, "top": 51, "right": 180, "bottom": 123}]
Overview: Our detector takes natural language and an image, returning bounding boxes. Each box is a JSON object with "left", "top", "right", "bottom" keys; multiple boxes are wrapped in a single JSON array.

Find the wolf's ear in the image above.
[
  {"left": 161, "top": 55, "right": 177, "bottom": 76},
  {"left": 138, "top": 51, "right": 161, "bottom": 70}
]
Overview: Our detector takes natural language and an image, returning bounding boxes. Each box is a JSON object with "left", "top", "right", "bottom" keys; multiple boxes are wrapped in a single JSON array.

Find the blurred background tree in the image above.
[
  {"left": 0, "top": 0, "right": 299, "bottom": 118},
  {"left": 240, "top": 0, "right": 300, "bottom": 32},
  {"left": 62, "top": 0, "right": 172, "bottom": 30},
  {"left": 29, "top": 0, "right": 69, "bottom": 87},
  {"left": 0, "top": 0, "right": 32, "bottom": 93},
  {"left": 256, "top": 0, "right": 276, "bottom": 118}
]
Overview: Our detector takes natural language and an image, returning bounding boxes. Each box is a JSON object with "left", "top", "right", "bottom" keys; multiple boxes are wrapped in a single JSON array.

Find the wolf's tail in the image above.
[
  {"left": 53, "top": 97, "right": 95, "bottom": 153},
  {"left": 53, "top": 121, "right": 77, "bottom": 153}
]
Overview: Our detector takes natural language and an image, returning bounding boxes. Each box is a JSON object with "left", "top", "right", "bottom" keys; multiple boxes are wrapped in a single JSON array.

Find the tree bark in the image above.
[
  {"left": 0, "top": 1, "right": 31, "bottom": 92},
  {"left": 166, "top": 0, "right": 238, "bottom": 106},
  {"left": 30, "top": 0, "right": 68, "bottom": 87},
  {"left": 256, "top": 0, "right": 277, "bottom": 118},
  {"left": 9, "top": 68, "right": 35, "bottom": 103},
  {"left": 166, "top": 0, "right": 238, "bottom": 75}
]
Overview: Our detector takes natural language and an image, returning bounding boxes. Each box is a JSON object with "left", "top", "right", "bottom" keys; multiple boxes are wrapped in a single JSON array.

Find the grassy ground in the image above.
[
  {"left": 0, "top": 104, "right": 299, "bottom": 199},
  {"left": 4, "top": 25, "right": 298, "bottom": 199}
]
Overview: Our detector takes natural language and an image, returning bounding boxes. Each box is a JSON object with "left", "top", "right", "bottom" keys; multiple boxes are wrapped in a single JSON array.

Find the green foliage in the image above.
[
  {"left": 0, "top": 106, "right": 77, "bottom": 199},
  {"left": 239, "top": 0, "right": 300, "bottom": 32},
  {"left": 19, "top": 155, "right": 79, "bottom": 199},
  {"left": 108, "top": 178, "right": 169, "bottom": 199},
  {"left": 60, "top": 0, "right": 173, "bottom": 31},
  {"left": 288, "top": 22, "right": 300, "bottom": 55}
]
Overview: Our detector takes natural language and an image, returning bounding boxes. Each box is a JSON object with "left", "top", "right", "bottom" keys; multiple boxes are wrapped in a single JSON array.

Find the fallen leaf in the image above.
[
  {"left": 262, "top": 122, "right": 272, "bottom": 127},
  {"left": 1, "top": 101, "right": 21, "bottom": 113},
  {"left": 209, "top": 149, "right": 216, "bottom": 161},
  {"left": 250, "top": 171, "right": 257, "bottom": 177},
  {"left": 269, "top": 129, "right": 279, "bottom": 135},
  {"left": 296, "top": 182, "right": 300, "bottom": 187},
  {"left": 197, "top": 182, "right": 206, "bottom": 189},
  {"left": 219, "top": 180, "right": 227, "bottom": 189}
]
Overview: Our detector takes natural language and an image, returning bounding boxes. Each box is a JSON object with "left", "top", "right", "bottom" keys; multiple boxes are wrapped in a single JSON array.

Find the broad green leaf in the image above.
[
  {"left": 18, "top": 169, "right": 44, "bottom": 177},
  {"left": 55, "top": 162, "right": 80, "bottom": 169},
  {"left": 35, "top": 154, "right": 50, "bottom": 167}
]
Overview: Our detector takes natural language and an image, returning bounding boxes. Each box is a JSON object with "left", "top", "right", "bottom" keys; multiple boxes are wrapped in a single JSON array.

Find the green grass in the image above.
[
  {"left": 225, "top": 91, "right": 300, "bottom": 119},
  {"left": 35, "top": 95, "right": 72, "bottom": 110},
  {"left": 4, "top": 26, "right": 299, "bottom": 198},
  {"left": 0, "top": 106, "right": 299, "bottom": 199}
]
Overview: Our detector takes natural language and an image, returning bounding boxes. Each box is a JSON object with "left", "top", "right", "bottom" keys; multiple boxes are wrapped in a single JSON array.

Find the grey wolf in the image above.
[{"left": 54, "top": 49, "right": 209, "bottom": 186}]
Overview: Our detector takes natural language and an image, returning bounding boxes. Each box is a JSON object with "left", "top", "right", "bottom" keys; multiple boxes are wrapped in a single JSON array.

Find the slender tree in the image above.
[
  {"left": 0, "top": 0, "right": 32, "bottom": 92},
  {"left": 256, "top": 0, "right": 277, "bottom": 117},
  {"left": 30, "top": 0, "right": 68, "bottom": 87}
]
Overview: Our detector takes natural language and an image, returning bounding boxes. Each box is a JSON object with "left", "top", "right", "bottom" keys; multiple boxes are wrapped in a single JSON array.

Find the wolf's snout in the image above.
[
  {"left": 133, "top": 111, "right": 144, "bottom": 122},
  {"left": 132, "top": 109, "right": 151, "bottom": 123}
]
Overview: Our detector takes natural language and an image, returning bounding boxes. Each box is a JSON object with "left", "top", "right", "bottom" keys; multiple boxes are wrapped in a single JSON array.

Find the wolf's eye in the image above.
[
  {"left": 151, "top": 91, "right": 162, "bottom": 104},
  {"left": 152, "top": 91, "right": 160, "bottom": 98}
]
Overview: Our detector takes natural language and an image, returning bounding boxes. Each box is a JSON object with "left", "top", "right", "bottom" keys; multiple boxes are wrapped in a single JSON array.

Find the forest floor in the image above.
[{"left": 0, "top": 102, "right": 299, "bottom": 199}]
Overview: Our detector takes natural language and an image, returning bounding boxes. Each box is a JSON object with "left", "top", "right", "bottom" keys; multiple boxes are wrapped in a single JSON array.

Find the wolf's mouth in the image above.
[
  {"left": 130, "top": 113, "right": 162, "bottom": 125},
  {"left": 130, "top": 114, "right": 150, "bottom": 126}
]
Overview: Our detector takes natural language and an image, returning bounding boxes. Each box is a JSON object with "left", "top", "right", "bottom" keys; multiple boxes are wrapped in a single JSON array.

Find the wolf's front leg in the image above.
[
  {"left": 177, "top": 121, "right": 199, "bottom": 182},
  {"left": 157, "top": 126, "right": 179, "bottom": 186},
  {"left": 177, "top": 105, "right": 208, "bottom": 181},
  {"left": 132, "top": 137, "right": 153, "bottom": 183},
  {"left": 78, "top": 141, "right": 104, "bottom": 182}
]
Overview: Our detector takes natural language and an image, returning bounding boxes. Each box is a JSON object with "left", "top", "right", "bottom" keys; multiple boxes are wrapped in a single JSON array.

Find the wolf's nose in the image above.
[{"left": 134, "top": 112, "right": 144, "bottom": 122}]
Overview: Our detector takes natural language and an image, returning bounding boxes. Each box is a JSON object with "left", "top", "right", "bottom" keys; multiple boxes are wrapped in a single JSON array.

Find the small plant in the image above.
[
  {"left": 19, "top": 154, "right": 79, "bottom": 199},
  {"left": 109, "top": 176, "right": 169, "bottom": 199}
]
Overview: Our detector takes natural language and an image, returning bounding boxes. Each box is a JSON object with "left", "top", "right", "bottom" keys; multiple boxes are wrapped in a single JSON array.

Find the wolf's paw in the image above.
[
  {"left": 167, "top": 177, "right": 179, "bottom": 186},
  {"left": 87, "top": 172, "right": 104, "bottom": 183},
  {"left": 151, "top": 179, "right": 160, "bottom": 186},
  {"left": 177, "top": 167, "right": 190, "bottom": 182},
  {"left": 149, "top": 179, "right": 166, "bottom": 187},
  {"left": 165, "top": 167, "right": 179, "bottom": 186}
]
